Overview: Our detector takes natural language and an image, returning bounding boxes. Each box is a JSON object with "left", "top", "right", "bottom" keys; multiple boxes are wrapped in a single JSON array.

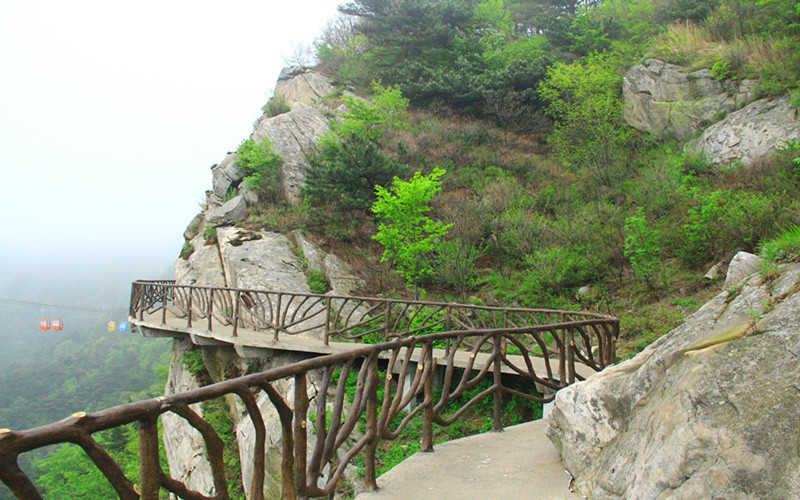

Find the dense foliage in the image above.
[{"left": 301, "top": 0, "right": 800, "bottom": 357}]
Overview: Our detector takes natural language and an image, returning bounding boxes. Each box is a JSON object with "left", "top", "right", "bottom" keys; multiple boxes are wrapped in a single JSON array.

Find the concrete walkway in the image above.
[{"left": 355, "top": 419, "right": 581, "bottom": 500}]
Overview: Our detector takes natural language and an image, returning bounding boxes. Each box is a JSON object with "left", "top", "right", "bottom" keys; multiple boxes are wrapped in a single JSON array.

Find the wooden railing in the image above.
[
  {"left": 0, "top": 282, "right": 618, "bottom": 499},
  {"left": 130, "top": 280, "right": 618, "bottom": 381}
]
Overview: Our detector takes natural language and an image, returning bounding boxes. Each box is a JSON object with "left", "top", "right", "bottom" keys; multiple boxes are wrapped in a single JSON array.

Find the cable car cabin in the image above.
[
  {"left": 118, "top": 321, "right": 128, "bottom": 332},
  {"left": 107, "top": 321, "right": 116, "bottom": 332},
  {"left": 51, "top": 319, "right": 63, "bottom": 331},
  {"left": 39, "top": 319, "right": 50, "bottom": 330}
]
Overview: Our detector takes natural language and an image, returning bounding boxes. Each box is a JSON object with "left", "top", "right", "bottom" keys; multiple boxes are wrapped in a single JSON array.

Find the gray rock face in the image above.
[
  {"left": 273, "top": 67, "right": 336, "bottom": 110},
  {"left": 183, "top": 213, "right": 205, "bottom": 241},
  {"left": 251, "top": 107, "right": 330, "bottom": 205},
  {"left": 210, "top": 153, "right": 243, "bottom": 207},
  {"left": 725, "top": 251, "right": 765, "bottom": 288},
  {"left": 175, "top": 234, "right": 226, "bottom": 287},
  {"left": 547, "top": 261, "right": 800, "bottom": 499},
  {"left": 686, "top": 95, "right": 800, "bottom": 167},
  {"left": 162, "top": 339, "right": 216, "bottom": 497},
  {"left": 291, "top": 230, "right": 365, "bottom": 297},
  {"left": 217, "top": 227, "right": 323, "bottom": 339},
  {"left": 206, "top": 195, "right": 247, "bottom": 227},
  {"left": 622, "top": 59, "right": 756, "bottom": 140}
]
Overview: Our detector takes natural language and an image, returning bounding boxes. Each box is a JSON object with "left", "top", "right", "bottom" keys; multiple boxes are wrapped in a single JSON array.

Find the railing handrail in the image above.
[{"left": 131, "top": 279, "right": 616, "bottom": 319}]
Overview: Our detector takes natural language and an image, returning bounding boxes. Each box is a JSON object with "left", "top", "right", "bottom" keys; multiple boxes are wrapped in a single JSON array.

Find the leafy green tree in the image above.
[
  {"left": 304, "top": 84, "right": 410, "bottom": 216},
  {"left": 236, "top": 138, "right": 283, "bottom": 203},
  {"left": 539, "top": 55, "right": 630, "bottom": 187},
  {"left": 624, "top": 208, "right": 662, "bottom": 289},
  {"left": 372, "top": 168, "right": 452, "bottom": 295}
]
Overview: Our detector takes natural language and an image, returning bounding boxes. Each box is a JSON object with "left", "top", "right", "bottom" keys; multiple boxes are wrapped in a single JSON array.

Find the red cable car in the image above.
[
  {"left": 39, "top": 319, "right": 51, "bottom": 330},
  {"left": 52, "top": 318, "right": 63, "bottom": 331}
]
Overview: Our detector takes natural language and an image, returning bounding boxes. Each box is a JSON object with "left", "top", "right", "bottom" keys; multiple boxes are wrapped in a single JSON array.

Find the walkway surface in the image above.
[{"left": 355, "top": 419, "right": 581, "bottom": 500}]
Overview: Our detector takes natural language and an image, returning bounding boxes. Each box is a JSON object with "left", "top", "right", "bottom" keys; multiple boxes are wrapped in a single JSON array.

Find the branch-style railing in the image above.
[
  {"left": 130, "top": 280, "right": 618, "bottom": 380},
  {"left": 0, "top": 282, "right": 618, "bottom": 499}
]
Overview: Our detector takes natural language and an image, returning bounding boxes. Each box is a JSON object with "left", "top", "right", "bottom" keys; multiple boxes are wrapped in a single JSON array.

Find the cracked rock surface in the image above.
[{"left": 547, "top": 261, "right": 800, "bottom": 499}]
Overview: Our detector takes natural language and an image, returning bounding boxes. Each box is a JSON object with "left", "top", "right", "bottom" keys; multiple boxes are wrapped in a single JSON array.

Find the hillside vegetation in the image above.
[{"left": 246, "top": 0, "right": 800, "bottom": 358}]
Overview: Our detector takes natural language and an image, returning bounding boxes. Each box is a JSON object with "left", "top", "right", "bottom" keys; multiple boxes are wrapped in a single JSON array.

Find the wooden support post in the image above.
[
  {"left": 138, "top": 418, "right": 160, "bottom": 499},
  {"left": 293, "top": 373, "right": 308, "bottom": 497},
  {"left": 567, "top": 328, "right": 575, "bottom": 384},
  {"left": 187, "top": 290, "right": 193, "bottom": 328},
  {"left": 324, "top": 299, "right": 331, "bottom": 346},
  {"left": 364, "top": 355, "right": 379, "bottom": 490},
  {"left": 208, "top": 289, "right": 213, "bottom": 331},
  {"left": 422, "top": 346, "right": 434, "bottom": 452},
  {"left": 232, "top": 290, "right": 240, "bottom": 338},
  {"left": 493, "top": 334, "right": 503, "bottom": 432}
]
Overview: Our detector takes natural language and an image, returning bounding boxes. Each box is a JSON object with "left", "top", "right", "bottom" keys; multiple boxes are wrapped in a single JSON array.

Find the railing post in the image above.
[
  {"left": 493, "top": 333, "right": 503, "bottom": 432},
  {"left": 422, "top": 345, "right": 434, "bottom": 452},
  {"left": 232, "top": 290, "right": 240, "bottom": 338},
  {"left": 138, "top": 417, "right": 160, "bottom": 499},
  {"left": 364, "top": 355, "right": 379, "bottom": 490},
  {"left": 324, "top": 299, "right": 331, "bottom": 346},
  {"left": 445, "top": 305, "right": 452, "bottom": 355},
  {"left": 274, "top": 294, "right": 282, "bottom": 341},
  {"left": 207, "top": 289, "right": 213, "bottom": 332},
  {"left": 161, "top": 284, "right": 167, "bottom": 325},
  {"left": 567, "top": 328, "right": 575, "bottom": 384},
  {"left": 384, "top": 301, "right": 391, "bottom": 341},
  {"left": 187, "top": 289, "right": 193, "bottom": 328},
  {"left": 294, "top": 373, "right": 308, "bottom": 497}
]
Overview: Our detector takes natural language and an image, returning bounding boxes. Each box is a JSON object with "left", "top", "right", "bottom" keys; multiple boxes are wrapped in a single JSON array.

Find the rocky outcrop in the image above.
[
  {"left": 547, "top": 260, "right": 800, "bottom": 499},
  {"left": 205, "top": 69, "right": 334, "bottom": 207},
  {"left": 252, "top": 107, "right": 330, "bottom": 205},
  {"left": 686, "top": 95, "right": 800, "bottom": 167},
  {"left": 292, "top": 230, "right": 365, "bottom": 297},
  {"left": 175, "top": 234, "right": 226, "bottom": 287},
  {"left": 162, "top": 339, "right": 215, "bottom": 496},
  {"left": 273, "top": 66, "right": 337, "bottom": 110},
  {"left": 725, "top": 251, "right": 765, "bottom": 288},
  {"left": 622, "top": 59, "right": 756, "bottom": 140},
  {"left": 206, "top": 195, "right": 247, "bottom": 227}
]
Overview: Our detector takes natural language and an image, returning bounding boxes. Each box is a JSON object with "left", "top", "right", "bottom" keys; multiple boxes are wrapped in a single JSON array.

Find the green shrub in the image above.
[
  {"left": 624, "top": 208, "right": 662, "bottom": 288},
  {"left": 263, "top": 94, "right": 290, "bottom": 117},
  {"left": 431, "top": 239, "right": 483, "bottom": 296},
  {"left": 760, "top": 225, "right": 800, "bottom": 263},
  {"left": 204, "top": 226, "right": 217, "bottom": 245},
  {"left": 307, "top": 270, "right": 332, "bottom": 294},
  {"left": 236, "top": 138, "right": 283, "bottom": 203},
  {"left": 179, "top": 241, "right": 194, "bottom": 260},
  {"left": 180, "top": 350, "right": 206, "bottom": 377}
]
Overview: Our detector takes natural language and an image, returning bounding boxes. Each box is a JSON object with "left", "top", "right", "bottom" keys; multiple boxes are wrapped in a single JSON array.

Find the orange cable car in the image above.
[
  {"left": 52, "top": 318, "right": 64, "bottom": 331},
  {"left": 107, "top": 321, "right": 116, "bottom": 332},
  {"left": 39, "top": 319, "right": 51, "bottom": 330}
]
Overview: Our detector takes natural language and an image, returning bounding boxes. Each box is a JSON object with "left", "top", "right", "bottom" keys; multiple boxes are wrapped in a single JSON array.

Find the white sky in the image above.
[{"left": 0, "top": 0, "right": 343, "bottom": 272}]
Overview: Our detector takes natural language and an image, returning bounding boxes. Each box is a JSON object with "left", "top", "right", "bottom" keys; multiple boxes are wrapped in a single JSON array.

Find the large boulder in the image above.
[
  {"left": 206, "top": 195, "right": 247, "bottom": 227},
  {"left": 622, "top": 59, "right": 756, "bottom": 140},
  {"left": 209, "top": 152, "right": 244, "bottom": 207},
  {"left": 272, "top": 66, "right": 337, "bottom": 110},
  {"left": 686, "top": 95, "right": 800, "bottom": 167},
  {"left": 547, "top": 261, "right": 800, "bottom": 499},
  {"left": 251, "top": 107, "right": 330, "bottom": 205}
]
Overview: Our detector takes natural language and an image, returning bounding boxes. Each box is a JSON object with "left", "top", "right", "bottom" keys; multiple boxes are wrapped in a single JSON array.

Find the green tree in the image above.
[
  {"left": 624, "top": 207, "right": 662, "bottom": 289},
  {"left": 539, "top": 55, "right": 630, "bottom": 187},
  {"left": 303, "top": 84, "right": 410, "bottom": 215},
  {"left": 236, "top": 138, "right": 283, "bottom": 203},
  {"left": 372, "top": 167, "right": 452, "bottom": 296}
]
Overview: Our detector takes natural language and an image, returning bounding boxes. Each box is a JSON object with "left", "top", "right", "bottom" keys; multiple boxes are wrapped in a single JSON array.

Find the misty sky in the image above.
[{"left": 0, "top": 0, "right": 343, "bottom": 275}]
